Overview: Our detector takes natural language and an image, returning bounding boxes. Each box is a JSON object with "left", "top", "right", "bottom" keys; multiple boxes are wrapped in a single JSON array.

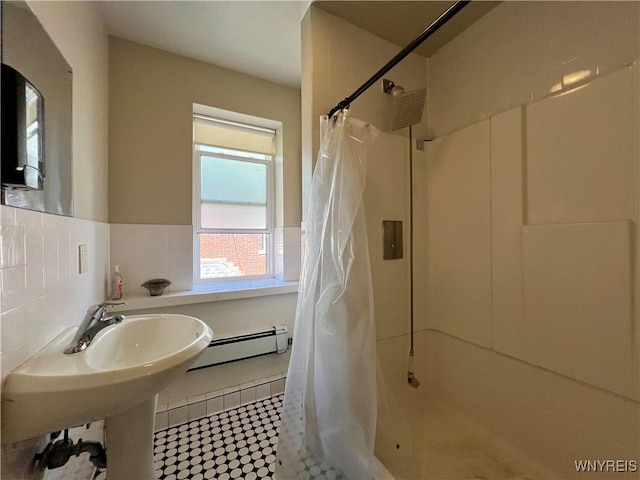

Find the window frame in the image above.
[{"left": 193, "top": 134, "right": 275, "bottom": 284}]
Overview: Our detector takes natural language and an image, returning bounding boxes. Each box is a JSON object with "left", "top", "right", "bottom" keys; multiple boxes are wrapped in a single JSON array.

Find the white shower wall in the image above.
[
  {"left": 427, "top": 1, "right": 640, "bottom": 139},
  {"left": 417, "top": 2, "right": 640, "bottom": 478},
  {"left": 416, "top": 68, "right": 639, "bottom": 476},
  {"left": 304, "top": 2, "right": 640, "bottom": 479}
]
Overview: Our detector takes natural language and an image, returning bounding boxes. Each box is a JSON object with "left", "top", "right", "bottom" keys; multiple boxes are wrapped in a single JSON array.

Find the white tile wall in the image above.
[
  {"left": 158, "top": 374, "right": 287, "bottom": 431},
  {"left": 154, "top": 410, "right": 168, "bottom": 431},
  {"left": 206, "top": 394, "right": 224, "bottom": 417},
  {"left": 0, "top": 225, "right": 26, "bottom": 269},
  {"left": 282, "top": 226, "right": 301, "bottom": 282},
  {"left": 275, "top": 226, "right": 302, "bottom": 282},
  {"left": 158, "top": 348, "right": 292, "bottom": 407},
  {"left": 255, "top": 380, "right": 271, "bottom": 401},
  {"left": 0, "top": 206, "right": 110, "bottom": 382},
  {"left": 223, "top": 390, "right": 241, "bottom": 411},
  {"left": 109, "top": 224, "right": 193, "bottom": 296},
  {"left": 240, "top": 384, "right": 256, "bottom": 406},
  {"left": 187, "top": 399, "right": 207, "bottom": 421},
  {"left": 167, "top": 406, "right": 188, "bottom": 427},
  {"left": 274, "top": 226, "right": 284, "bottom": 280},
  {"left": 112, "top": 223, "right": 301, "bottom": 294},
  {"left": 269, "top": 377, "right": 285, "bottom": 396}
]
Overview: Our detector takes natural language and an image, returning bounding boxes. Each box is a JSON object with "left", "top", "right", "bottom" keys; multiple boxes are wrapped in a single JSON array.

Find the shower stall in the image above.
[{"left": 299, "top": 1, "right": 640, "bottom": 479}]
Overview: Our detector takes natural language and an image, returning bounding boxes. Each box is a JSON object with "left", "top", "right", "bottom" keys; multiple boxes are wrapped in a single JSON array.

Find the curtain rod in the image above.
[{"left": 327, "top": 0, "right": 471, "bottom": 120}]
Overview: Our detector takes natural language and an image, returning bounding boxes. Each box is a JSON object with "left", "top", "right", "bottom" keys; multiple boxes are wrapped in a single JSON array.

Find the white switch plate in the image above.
[{"left": 79, "top": 244, "right": 88, "bottom": 274}]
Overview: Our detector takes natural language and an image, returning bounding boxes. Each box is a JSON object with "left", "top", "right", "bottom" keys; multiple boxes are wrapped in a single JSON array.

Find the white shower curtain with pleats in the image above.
[{"left": 275, "top": 111, "right": 379, "bottom": 480}]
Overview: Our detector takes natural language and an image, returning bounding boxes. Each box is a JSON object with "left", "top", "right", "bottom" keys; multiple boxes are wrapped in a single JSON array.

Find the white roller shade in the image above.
[{"left": 194, "top": 115, "right": 275, "bottom": 154}]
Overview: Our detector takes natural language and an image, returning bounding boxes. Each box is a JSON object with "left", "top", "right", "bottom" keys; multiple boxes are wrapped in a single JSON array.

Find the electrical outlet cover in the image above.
[{"left": 79, "top": 244, "right": 89, "bottom": 274}]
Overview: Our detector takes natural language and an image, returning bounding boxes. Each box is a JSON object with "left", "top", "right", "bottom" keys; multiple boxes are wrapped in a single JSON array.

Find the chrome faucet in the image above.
[{"left": 64, "top": 302, "right": 126, "bottom": 354}]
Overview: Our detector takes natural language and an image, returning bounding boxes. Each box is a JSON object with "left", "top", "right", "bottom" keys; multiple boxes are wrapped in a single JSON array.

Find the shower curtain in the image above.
[{"left": 275, "top": 111, "right": 379, "bottom": 479}]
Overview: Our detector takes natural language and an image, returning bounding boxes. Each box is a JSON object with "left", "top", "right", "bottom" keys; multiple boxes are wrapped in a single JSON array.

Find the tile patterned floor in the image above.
[
  {"left": 95, "top": 393, "right": 345, "bottom": 480},
  {"left": 96, "top": 395, "right": 281, "bottom": 480},
  {"left": 161, "top": 396, "right": 280, "bottom": 480}
]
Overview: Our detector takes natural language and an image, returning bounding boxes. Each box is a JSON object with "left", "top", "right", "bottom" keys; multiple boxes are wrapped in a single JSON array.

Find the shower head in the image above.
[
  {"left": 383, "top": 79, "right": 426, "bottom": 131},
  {"left": 408, "top": 372, "right": 421, "bottom": 389}
]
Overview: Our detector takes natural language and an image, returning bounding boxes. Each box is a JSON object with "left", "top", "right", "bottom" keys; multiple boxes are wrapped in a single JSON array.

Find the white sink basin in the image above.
[
  {"left": 2, "top": 314, "right": 212, "bottom": 479},
  {"left": 86, "top": 314, "right": 210, "bottom": 370}
]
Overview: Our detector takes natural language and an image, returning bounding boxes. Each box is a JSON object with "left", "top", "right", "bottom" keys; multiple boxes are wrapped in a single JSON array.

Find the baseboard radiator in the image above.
[{"left": 188, "top": 325, "right": 289, "bottom": 371}]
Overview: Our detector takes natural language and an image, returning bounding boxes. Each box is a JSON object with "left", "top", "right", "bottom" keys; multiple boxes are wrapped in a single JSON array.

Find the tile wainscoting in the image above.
[
  {"left": 110, "top": 224, "right": 302, "bottom": 298},
  {"left": 0, "top": 206, "right": 110, "bottom": 383},
  {"left": 156, "top": 374, "right": 287, "bottom": 431}
]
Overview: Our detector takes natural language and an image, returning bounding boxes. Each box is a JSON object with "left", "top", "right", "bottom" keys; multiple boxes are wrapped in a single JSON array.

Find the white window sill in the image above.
[{"left": 111, "top": 279, "right": 299, "bottom": 312}]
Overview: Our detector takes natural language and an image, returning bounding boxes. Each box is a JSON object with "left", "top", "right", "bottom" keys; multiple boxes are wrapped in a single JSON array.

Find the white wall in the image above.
[
  {"left": 302, "top": 6, "right": 428, "bottom": 219},
  {"left": 109, "top": 224, "right": 193, "bottom": 296},
  {"left": 0, "top": 2, "right": 110, "bottom": 477},
  {"left": 417, "top": 1, "right": 640, "bottom": 478},
  {"left": 109, "top": 224, "right": 301, "bottom": 297},
  {"left": 427, "top": 0, "right": 640, "bottom": 138}
]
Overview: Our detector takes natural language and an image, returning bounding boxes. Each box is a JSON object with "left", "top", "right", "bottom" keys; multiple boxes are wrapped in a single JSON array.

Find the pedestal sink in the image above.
[{"left": 1, "top": 314, "right": 212, "bottom": 479}]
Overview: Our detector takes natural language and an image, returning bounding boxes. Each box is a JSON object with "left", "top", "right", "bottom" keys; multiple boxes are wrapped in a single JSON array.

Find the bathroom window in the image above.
[{"left": 193, "top": 114, "right": 275, "bottom": 282}]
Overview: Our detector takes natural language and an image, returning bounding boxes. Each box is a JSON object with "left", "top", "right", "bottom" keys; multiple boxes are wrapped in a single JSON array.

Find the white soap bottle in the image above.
[{"left": 111, "top": 265, "right": 124, "bottom": 300}]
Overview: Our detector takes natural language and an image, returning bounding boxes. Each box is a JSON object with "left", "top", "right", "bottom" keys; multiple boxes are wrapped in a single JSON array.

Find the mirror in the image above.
[
  {"left": 1, "top": 0, "right": 73, "bottom": 216},
  {"left": 2, "top": 63, "right": 45, "bottom": 191}
]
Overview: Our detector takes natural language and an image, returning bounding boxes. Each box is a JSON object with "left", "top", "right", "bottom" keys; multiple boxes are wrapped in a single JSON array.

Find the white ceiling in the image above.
[
  {"left": 316, "top": 1, "right": 498, "bottom": 58},
  {"left": 96, "top": 1, "right": 497, "bottom": 89},
  {"left": 96, "top": 1, "right": 310, "bottom": 88}
]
